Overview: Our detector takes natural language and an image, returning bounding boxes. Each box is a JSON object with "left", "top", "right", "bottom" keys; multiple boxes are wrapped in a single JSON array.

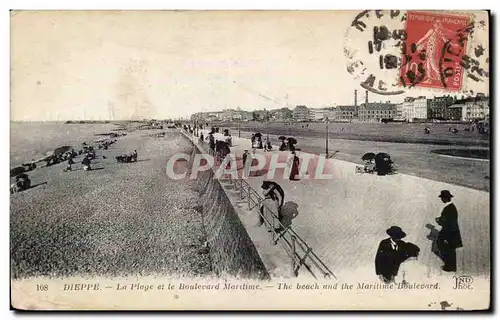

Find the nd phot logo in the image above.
[{"left": 452, "top": 275, "right": 473, "bottom": 290}]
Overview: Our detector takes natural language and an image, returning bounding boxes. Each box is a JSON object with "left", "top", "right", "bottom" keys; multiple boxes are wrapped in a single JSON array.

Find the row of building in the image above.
[
  {"left": 397, "top": 94, "right": 490, "bottom": 122},
  {"left": 191, "top": 93, "right": 490, "bottom": 123}
]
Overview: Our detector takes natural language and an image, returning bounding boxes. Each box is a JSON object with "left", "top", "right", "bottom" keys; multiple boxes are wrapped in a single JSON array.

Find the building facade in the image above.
[
  {"left": 402, "top": 97, "right": 415, "bottom": 121},
  {"left": 358, "top": 103, "right": 396, "bottom": 122},
  {"left": 457, "top": 95, "right": 490, "bottom": 121},
  {"left": 270, "top": 108, "right": 293, "bottom": 121},
  {"left": 293, "top": 105, "right": 311, "bottom": 122},
  {"left": 310, "top": 108, "right": 327, "bottom": 121},
  {"left": 334, "top": 106, "right": 356, "bottom": 121},
  {"left": 428, "top": 95, "right": 455, "bottom": 120},
  {"left": 446, "top": 105, "right": 464, "bottom": 121},
  {"left": 413, "top": 96, "right": 428, "bottom": 120},
  {"left": 395, "top": 103, "right": 404, "bottom": 120}
]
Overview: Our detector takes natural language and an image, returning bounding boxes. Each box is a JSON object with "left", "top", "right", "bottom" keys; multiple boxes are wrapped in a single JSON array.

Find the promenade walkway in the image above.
[{"left": 193, "top": 130, "right": 490, "bottom": 282}]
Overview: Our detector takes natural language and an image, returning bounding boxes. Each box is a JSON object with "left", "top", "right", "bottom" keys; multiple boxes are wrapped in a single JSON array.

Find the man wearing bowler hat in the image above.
[
  {"left": 375, "top": 226, "right": 407, "bottom": 283},
  {"left": 436, "top": 190, "right": 463, "bottom": 272}
]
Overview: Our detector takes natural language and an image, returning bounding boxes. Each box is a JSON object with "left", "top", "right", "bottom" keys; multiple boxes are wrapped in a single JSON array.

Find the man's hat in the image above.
[
  {"left": 386, "top": 226, "right": 406, "bottom": 239},
  {"left": 438, "top": 190, "right": 453, "bottom": 198}
]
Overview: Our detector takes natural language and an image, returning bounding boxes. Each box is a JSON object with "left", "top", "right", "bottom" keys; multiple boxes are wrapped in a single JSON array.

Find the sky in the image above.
[{"left": 10, "top": 10, "right": 489, "bottom": 121}]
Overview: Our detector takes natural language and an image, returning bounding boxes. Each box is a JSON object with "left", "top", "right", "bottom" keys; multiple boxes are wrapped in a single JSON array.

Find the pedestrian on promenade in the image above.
[
  {"left": 257, "top": 185, "right": 280, "bottom": 232},
  {"left": 242, "top": 149, "right": 249, "bottom": 167},
  {"left": 288, "top": 151, "right": 300, "bottom": 181},
  {"left": 261, "top": 181, "right": 285, "bottom": 208},
  {"left": 279, "top": 140, "right": 287, "bottom": 151},
  {"left": 264, "top": 138, "right": 272, "bottom": 152},
  {"left": 375, "top": 226, "right": 407, "bottom": 283},
  {"left": 277, "top": 201, "right": 299, "bottom": 232},
  {"left": 207, "top": 133, "right": 215, "bottom": 155},
  {"left": 225, "top": 134, "right": 232, "bottom": 147},
  {"left": 257, "top": 136, "right": 263, "bottom": 149},
  {"left": 435, "top": 190, "right": 463, "bottom": 272}
]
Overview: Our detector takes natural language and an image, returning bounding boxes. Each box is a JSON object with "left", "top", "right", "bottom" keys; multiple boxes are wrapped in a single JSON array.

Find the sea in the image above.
[{"left": 10, "top": 121, "right": 118, "bottom": 166}]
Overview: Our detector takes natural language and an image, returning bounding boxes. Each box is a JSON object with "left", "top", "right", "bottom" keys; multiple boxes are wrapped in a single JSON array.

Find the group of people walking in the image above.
[
  {"left": 375, "top": 190, "right": 462, "bottom": 283},
  {"left": 241, "top": 148, "right": 300, "bottom": 181}
]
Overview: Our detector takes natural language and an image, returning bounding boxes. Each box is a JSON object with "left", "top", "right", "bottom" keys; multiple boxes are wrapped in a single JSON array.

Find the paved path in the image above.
[
  {"left": 233, "top": 130, "right": 490, "bottom": 191},
  {"left": 197, "top": 130, "right": 490, "bottom": 280}
]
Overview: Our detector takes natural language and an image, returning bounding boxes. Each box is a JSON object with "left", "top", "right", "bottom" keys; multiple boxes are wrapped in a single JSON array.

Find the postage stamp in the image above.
[
  {"left": 344, "top": 10, "right": 489, "bottom": 96},
  {"left": 400, "top": 11, "right": 471, "bottom": 91}
]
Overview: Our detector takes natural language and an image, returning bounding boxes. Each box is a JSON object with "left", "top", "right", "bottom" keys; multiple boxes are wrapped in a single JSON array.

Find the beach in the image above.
[{"left": 10, "top": 123, "right": 212, "bottom": 279}]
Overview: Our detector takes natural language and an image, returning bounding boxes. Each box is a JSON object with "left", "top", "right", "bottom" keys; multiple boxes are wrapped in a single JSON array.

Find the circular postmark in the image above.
[
  {"left": 344, "top": 10, "right": 407, "bottom": 96},
  {"left": 344, "top": 10, "right": 489, "bottom": 96}
]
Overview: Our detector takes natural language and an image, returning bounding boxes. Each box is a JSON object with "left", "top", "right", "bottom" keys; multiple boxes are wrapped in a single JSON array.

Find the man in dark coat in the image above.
[
  {"left": 207, "top": 133, "right": 215, "bottom": 154},
  {"left": 242, "top": 149, "right": 249, "bottom": 167},
  {"left": 375, "top": 226, "right": 407, "bottom": 283},
  {"left": 436, "top": 190, "right": 463, "bottom": 272}
]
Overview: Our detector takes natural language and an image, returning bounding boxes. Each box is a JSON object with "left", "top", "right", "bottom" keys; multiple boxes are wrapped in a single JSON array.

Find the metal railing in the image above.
[
  {"left": 230, "top": 178, "right": 336, "bottom": 279},
  {"left": 183, "top": 129, "right": 336, "bottom": 279}
]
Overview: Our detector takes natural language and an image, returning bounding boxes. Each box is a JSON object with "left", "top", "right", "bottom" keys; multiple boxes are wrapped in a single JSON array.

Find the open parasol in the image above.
[
  {"left": 287, "top": 137, "right": 297, "bottom": 145},
  {"left": 254, "top": 132, "right": 262, "bottom": 138},
  {"left": 278, "top": 136, "right": 286, "bottom": 140},
  {"left": 361, "top": 152, "right": 376, "bottom": 161}
]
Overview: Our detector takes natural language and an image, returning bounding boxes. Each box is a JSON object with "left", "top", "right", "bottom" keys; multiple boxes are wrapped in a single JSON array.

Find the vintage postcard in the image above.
[{"left": 10, "top": 10, "right": 490, "bottom": 310}]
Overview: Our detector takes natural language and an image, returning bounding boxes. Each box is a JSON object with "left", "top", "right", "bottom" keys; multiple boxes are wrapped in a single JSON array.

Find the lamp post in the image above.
[
  {"left": 325, "top": 116, "right": 329, "bottom": 157},
  {"left": 238, "top": 118, "right": 241, "bottom": 138},
  {"left": 266, "top": 112, "right": 270, "bottom": 141}
]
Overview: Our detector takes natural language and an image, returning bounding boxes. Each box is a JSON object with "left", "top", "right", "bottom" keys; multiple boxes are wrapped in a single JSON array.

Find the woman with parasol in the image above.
[
  {"left": 253, "top": 133, "right": 263, "bottom": 149},
  {"left": 258, "top": 182, "right": 280, "bottom": 232},
  {"left": 278, "top": 136, "right": 287, "bottom": 151},
  {"left": 362, "top": 152, "right": 376, "bottom": 173},
  {"left": 287, "top": 137, "right": 297, "bottom": 152}
]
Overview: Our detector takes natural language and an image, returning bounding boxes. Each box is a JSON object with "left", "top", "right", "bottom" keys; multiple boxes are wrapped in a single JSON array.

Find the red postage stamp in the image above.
[{"left": 400, "top": 11, "right": 471, "bottom": 91}]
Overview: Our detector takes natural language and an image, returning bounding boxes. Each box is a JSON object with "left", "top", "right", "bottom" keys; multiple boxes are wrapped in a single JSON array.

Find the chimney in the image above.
[
  {"left": 365, "top": 90, "right": 369, "bottom": 104},
  {"left": 354, "top": 89, "right": 358, "bottom": 106}
]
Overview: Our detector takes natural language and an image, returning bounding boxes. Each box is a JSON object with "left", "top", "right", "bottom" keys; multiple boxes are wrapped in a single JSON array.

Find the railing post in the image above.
[
  {"left": 291, "top": 236, "right": 297, "bottom": 277},
  {"left": 247, "top": 184, "right": 251, "bottom": 210}
]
